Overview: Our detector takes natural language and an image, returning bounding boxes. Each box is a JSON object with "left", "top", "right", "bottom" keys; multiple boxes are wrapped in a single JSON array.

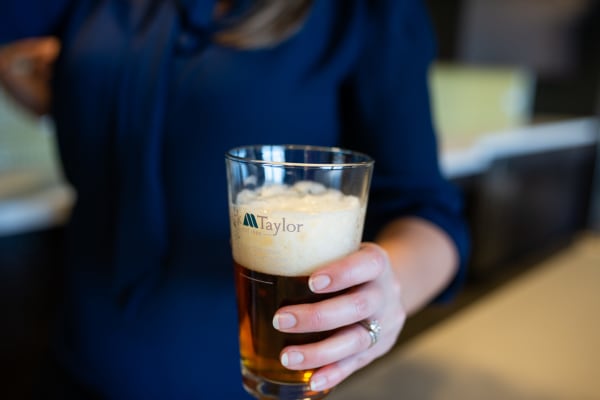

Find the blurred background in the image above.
[{"left": 1, "top": 0, "right": 599, "bottom": 398}]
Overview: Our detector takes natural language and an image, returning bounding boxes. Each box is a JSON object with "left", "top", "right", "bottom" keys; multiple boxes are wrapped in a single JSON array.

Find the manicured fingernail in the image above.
[
  {"left": 309, "top": 274, "right": 331, "bottom": 292},
  {"left": 273, "top": 313, "right": 297, "bottom": 330},
  {"left": 281, "top": 351, "right": 304, "bottom": 367},
  {"left": 310, "top": 375, "right": 328, "bottom": 391}
]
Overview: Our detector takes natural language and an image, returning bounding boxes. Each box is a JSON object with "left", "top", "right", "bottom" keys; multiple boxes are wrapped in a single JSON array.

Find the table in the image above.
[{"left": 331, "top": 234, "right": 600, "bottom": 400}]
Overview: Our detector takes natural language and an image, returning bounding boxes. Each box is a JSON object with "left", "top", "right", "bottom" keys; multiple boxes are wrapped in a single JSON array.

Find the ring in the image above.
[{"left": 359, "top": 319, "right": 381, "bottom": 348}]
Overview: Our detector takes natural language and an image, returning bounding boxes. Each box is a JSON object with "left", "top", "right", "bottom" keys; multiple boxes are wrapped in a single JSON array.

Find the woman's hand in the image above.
[
  {"left": 272, "top": 242, "right": 406, "bottom": 392},
  {"left": 0, "top": 36, "right": 60, "bottom": 115}
]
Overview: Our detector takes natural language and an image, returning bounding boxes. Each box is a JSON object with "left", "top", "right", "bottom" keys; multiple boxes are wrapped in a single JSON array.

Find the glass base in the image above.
[{"left": 242, "top": 366, "right": 331, "bottom": 400}]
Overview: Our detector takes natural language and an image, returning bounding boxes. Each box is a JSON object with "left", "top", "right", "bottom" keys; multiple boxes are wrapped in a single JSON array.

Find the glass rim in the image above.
[{"left": 225, "top": 144, "right": 374, "bottom": 168}]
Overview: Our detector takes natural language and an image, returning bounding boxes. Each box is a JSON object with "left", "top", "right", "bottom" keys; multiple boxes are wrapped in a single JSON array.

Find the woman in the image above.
[{"left": 1, "top": 1, "right": 468, "bottom": 398}]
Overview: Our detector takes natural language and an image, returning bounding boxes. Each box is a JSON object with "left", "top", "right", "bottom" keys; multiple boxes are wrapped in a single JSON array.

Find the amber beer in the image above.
[
  {"left": 231, "top": 183, "right": 365, "bottom": 399},
  {"left": 234, "top": 264, "right": 340, "bottom": 385},
  {"left": 226, "top": 145, "right": 373, "bottom": 400}
]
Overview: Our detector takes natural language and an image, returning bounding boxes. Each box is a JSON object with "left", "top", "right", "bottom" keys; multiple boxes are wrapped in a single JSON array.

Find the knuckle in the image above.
[
  {"left": 356, "top": 327, "right": 372, "bottom": 349},
  {"left": 374, "top": 249, "right": 390, "bottom": 272},
  {"left": 311, "top": 347, "right": 331, "bottom": 366},
  {"left": 389, "top": 278, "right": 402, "bottom": 299},
  {"left": 352, "top": 348, "right": 372, "bottom": 370},
  {"left": 364, "top": 243, "right": 389, "bottom": 274},
  {"left": 350, "top": 292, "right": 373, "bottom": 319},
  {"left": 341, "top": 262, "right": 359, "bottom": 285},
  {"left": 306, "top": 305, "right": 325, "bottom": 330}
]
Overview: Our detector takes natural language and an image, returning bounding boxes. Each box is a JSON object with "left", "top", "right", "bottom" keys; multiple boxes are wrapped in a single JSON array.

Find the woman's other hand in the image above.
[{"left": 0, "top": 36, "right": 60, "bottom": 116}]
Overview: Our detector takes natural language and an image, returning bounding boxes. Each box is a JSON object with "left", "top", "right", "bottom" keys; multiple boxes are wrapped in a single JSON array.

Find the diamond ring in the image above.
[{"left": 359, "top": 319, "right": 381, "bottom": 348}]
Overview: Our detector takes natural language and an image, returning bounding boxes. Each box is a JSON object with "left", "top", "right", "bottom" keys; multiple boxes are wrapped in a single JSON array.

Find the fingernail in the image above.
[
  {"left": 309, "top": 274, "right": 331, "bottom": 292},
  {"left": 310, "top": 375, "right": 328, "bottom": 391},
  {"left": 281, "top": 351, "right": 304, "bottom": 367},
  {"left": 273, "top": 313, "right": 297, "bottom": 330}
]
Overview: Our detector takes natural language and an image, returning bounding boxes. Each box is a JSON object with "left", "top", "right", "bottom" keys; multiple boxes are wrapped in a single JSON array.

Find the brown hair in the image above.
[{"left": 215, "top": 0, "right": 314, "bottom": 49}]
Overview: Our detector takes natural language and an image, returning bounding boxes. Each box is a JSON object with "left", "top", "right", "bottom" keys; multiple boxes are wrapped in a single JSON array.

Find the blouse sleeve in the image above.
[
  {"left": 340, "top": 0, "right": 470, "bottom": 301},
  {"left": 0, "top": 1, "right": 73, "bottom": 44}
]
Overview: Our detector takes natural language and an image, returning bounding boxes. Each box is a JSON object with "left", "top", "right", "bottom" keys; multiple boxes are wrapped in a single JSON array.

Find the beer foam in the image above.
[{"left": 230, "top": 182, "right": 366, "bottom": 276}]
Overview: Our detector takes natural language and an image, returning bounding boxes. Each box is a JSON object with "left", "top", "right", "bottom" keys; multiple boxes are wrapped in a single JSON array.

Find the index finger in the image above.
[{"left": 308, "top": 242, "right": 389, "bottom": 294}]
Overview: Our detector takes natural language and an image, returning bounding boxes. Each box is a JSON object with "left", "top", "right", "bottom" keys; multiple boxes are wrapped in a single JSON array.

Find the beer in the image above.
[
  {"left": 226, "top": 145, "right": 373, "bottom": 399},
  {"left": 235, "top": 263, "right": 340, "bottom": 384},
  {"left": 230, "top": 182, "right": 366, "bottom": 398}
]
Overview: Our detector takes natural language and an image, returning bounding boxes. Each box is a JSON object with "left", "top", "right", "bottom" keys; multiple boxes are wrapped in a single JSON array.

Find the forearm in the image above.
[{"left": 375, "top": 217, "right": 459, "bottom": 315}]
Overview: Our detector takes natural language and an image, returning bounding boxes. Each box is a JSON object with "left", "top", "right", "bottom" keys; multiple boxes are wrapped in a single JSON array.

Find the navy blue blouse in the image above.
[{"left": 2, "top": 1, "right": 469, "bottom": 398}]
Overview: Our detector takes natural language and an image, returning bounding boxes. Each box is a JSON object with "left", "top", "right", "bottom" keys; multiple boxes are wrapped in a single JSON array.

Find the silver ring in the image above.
[{"left": 359, "top": 319, "right": 381, "bottom": 348}]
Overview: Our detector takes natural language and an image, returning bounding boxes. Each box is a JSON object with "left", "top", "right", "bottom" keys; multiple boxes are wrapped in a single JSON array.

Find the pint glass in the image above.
[{"left": 225, "top": 145, "right": 374, "bottom": 400}]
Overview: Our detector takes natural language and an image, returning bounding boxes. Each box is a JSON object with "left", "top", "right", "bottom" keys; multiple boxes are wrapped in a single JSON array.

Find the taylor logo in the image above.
[
  {"left": 241, "top": 213, "right": 303, "bottom": 236},
  {"left": 242, "top": 213, "right": 259, "bottom": 228}
]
